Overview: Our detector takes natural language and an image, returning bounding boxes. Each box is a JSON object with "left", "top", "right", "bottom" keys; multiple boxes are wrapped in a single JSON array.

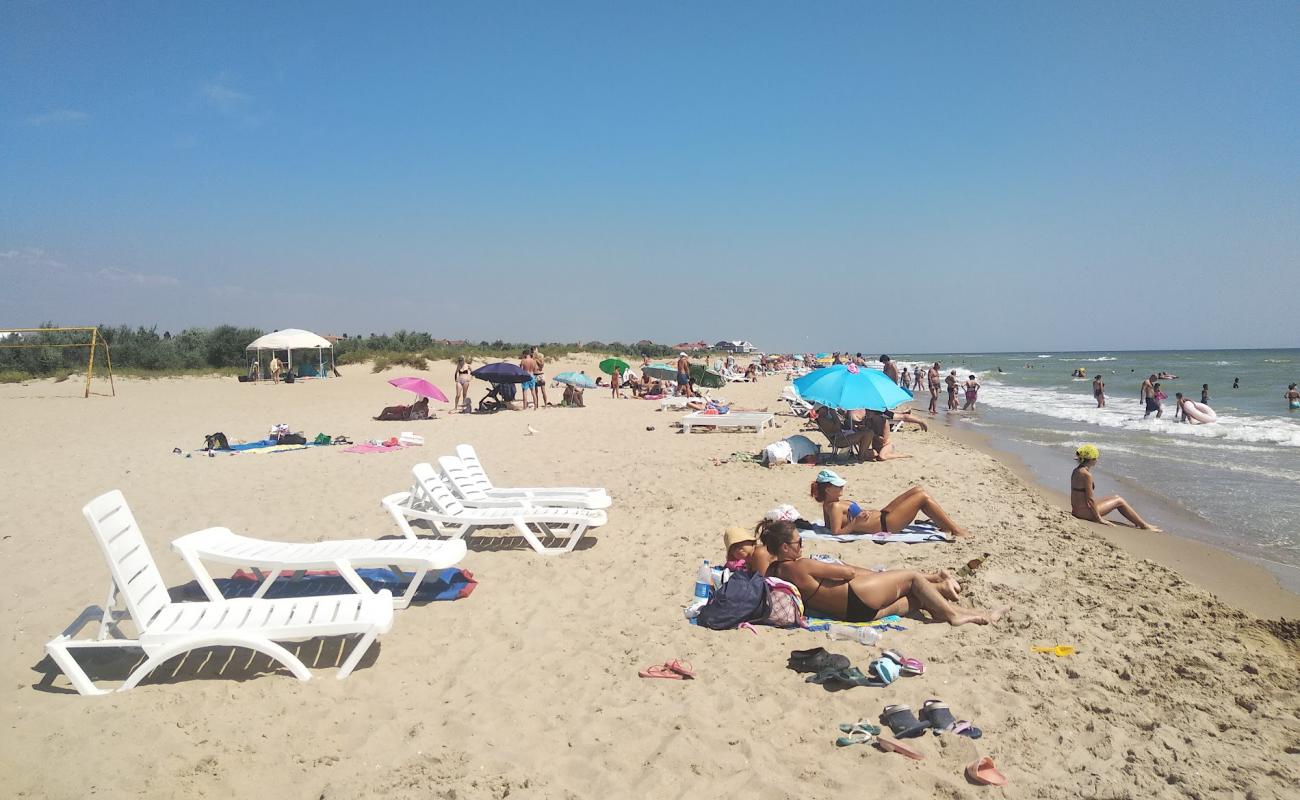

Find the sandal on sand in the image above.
[
  {"left": 965, "top": 756, "right": 1008, "bottom": 786},
  {"left": 921, "top": 700, "right": 983, "bottom": 738},
  {"left": 835, "top": 729, "right": 875, "bottom": 747},
  {"left": 788, "top": 647, "right": 850, "bottom": 674},
  {"left": 837, "top": 721, "right": 883, "bottom": 736},
  {"left": 807, "top": 666, "right": 882, "bottom": 689},
  {"left": 875, "top": 736, "right": 925, "bottom": 760},
  {"left": 881, "top": 649, "right": 925, "bottom": 676},
  {"left": 882, "top": 705, "right": 931, "bottom": 738},
  {"left": 639, "top": 664, "right": 684, "bottom": 680},
  {"left": 665, "top": 659, "right": 695, "bottom": 679}
]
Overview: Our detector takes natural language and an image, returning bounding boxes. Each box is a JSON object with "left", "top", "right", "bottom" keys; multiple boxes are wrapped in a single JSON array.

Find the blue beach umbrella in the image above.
[
  {"left": 554, "top": 371, "right": 597, "bottom": 389},
  {"left": 793, "top": 364, "right": 914, "bottom": 411}
]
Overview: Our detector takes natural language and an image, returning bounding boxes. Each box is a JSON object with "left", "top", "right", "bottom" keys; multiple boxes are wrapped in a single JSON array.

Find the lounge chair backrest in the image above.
[
  {"left": 437, "top": 456, "right": 491, "bottom": 500},
  {"left": 82, "top": 490, "right": 170, "bottom": 629},
  {"left": 454, "top": 444, "right": 495, "bottom": 490},
  {"left": 411, "top": 462, "right": 466, "bottom": 516}
]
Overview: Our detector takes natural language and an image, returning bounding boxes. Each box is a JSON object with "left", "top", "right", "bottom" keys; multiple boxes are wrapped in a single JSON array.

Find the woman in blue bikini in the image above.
[{"left": 811, "top": 469, "right": 970, "bottom": 538}]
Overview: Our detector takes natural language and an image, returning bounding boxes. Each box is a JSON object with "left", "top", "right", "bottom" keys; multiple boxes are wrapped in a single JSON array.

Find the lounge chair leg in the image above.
[
  {"left": 44, "top": 639, "right": 113, "bottom": 696},
  {"left": 337, "top": 631, "right": 379, "bottom": 679},
  {"left": 122, "top": 636, "right": 313, "bottom": 691}
]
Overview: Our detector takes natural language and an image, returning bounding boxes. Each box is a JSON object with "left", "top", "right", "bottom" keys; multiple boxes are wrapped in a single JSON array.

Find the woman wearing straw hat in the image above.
[{"left": 1070, "top": 444, "right": 1161, "bottom": 530}]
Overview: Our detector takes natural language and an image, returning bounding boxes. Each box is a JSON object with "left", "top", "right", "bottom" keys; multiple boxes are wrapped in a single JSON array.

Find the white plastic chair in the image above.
[
  {"left": 454, "top": 444, "right": 610, "bottom": 504},
  {"left": 45, "top": 491, "right": 394, "bottom": 696},
  {"left": 436, "top": 454, "right": 611, "bottom": 510},
  {"left": 382, "top": 463, "right": 607, "bottom": 555},
  {"left": 172, "top": 528, "right": 467, "bottom": 609}
]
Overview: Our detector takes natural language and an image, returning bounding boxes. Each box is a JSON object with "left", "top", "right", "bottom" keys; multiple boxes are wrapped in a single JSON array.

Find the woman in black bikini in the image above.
[
  {"left": 759, "top": 520, "right": 1003, "bottom": 626},
  {"left": 453, "top": 356, "right": 472, "bottom": 413},
  {"left": 811, "top": 469, "right": 970, "bottom": 537}
]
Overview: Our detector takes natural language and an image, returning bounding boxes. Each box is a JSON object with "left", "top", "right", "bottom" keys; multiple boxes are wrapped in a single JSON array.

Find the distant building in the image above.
[
  {"left": 675, "top": 340, "right": 711, "bottom": 352},
  {"left": 715, "top": 340, "right": 757, "bottom": 354}
]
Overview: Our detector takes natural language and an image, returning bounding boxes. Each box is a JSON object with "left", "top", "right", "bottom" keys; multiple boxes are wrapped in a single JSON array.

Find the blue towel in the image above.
[{"left": 179, "top": 567, "right": 477, "bottom": 602}]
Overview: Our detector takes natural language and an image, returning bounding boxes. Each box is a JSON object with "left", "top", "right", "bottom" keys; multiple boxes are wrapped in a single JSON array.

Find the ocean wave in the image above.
[
  {"left": 1075, "top": 356, "right": 1117, "bottom": 362},
  {"left": 1264, "top": 359, "right": 1291, "bottom": 364},
  {"left": 978, "top": 384, "right": 1300, "bottom": 448},
  {"left": 1037, "top": 354, "right": 1053, "bottom": 358}
]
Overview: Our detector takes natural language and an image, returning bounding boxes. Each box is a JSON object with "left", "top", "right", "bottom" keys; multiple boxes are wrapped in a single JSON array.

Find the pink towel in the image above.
[{"left": 342, "top": 443, "right": 407, "bottom": 454}]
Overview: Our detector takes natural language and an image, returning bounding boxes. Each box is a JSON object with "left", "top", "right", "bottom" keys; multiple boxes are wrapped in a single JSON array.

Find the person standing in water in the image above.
[
  {"left": 1140, "top": 374, "right": 1158, "bottom": 418},
  {"left": 1201, "top": 384, "right": 1210, "bottom": 405},
  {"left": 1070, "top": 445, "right": 1161, "bottom": 530},
  {"left": 961, "top": 374, "right": 980, "bottom": 410},
  {"left": 927, "top": 362, "right": 941, "bottom": 414},
  {"left": 1286, "top": 383, "right": 1300, "bottom": 410},
  {"left": 1232, "top": 377, "right": 1239, "bottom": 389},
  {"left": 1093, "top": 374, "right": 1106, "bottom": 407},
  {"left": 880, "top": 354, "right": 899, "bottom": 384},
  {"left": 945, "top": 369, "right": 959, "bottom": 410}
]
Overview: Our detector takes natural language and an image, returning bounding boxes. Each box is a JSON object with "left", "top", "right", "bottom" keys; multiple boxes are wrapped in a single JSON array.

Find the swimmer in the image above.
[{"left": 1287, "top": 383, "right": 1299, "bottom": 410}]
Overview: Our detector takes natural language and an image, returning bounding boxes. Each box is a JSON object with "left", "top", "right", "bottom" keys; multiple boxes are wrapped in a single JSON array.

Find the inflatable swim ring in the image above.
[{"left": 1183, "top": 401, "right": 1217, "bottom": 424}]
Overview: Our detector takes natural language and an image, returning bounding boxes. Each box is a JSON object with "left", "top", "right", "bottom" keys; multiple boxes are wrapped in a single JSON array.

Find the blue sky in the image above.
[{"left": 3, "top": 2, "right": 1297, "bottom": 352}]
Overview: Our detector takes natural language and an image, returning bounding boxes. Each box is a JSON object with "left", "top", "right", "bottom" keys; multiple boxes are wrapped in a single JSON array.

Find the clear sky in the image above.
[{"left": 3, "top": 2, "right": 1297, "bottom": 353}]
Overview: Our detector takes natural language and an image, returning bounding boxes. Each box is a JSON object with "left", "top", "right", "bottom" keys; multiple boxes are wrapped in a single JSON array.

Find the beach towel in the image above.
[
  {"left": 180, "top": 567, "right": 477, "bottom": 602},
  {"left": 342, "top": 443, "right": 407, "bottom": 454},
  {"left": 804, "top": 614, "right": 905, "bottom": 632},
  {"left": 800, "top": 520, "right": 952, "bottom": 544}
]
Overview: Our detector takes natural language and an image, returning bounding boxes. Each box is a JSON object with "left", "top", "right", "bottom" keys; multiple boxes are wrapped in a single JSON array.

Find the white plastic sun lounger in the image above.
[
  {"left": 382, "top": 464, "right": 608, "bottom": 555},
  {"left": 659, "top": 396, "right": 692, "bottom": 410},
  {"left": 46, "top": 491, "right": 394, "bottom": 696},
  {"left": 172, "top": 528, "right": 468, "bottom": 609},
  {"left": 681, "top": 411, "right": 775, "bottom": 434},
  {"left": 453, "top": 444, "right": 610, "bottom": 505},
  {"left": 436, "top": 454, "right": 611, "bottom": 510}
]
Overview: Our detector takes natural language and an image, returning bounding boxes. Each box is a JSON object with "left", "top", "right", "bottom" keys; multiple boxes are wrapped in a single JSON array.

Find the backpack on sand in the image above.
[{"left": 696, "top": 570, "right": 770, "bottom": 630}]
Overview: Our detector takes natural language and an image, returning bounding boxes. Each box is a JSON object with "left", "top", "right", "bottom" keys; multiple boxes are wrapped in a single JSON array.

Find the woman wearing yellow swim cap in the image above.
[{"left": 1070, "top": 445, "right": 1161, "bottom": 531}]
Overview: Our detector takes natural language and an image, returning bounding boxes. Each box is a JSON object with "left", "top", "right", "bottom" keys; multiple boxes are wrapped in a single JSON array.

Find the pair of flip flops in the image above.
[
  {"left": 882, "top": 701, "right": 982, "bottom": 739},
  {"left": 880, "top": 649, "right": 925, "bottom": 676},
  {"left": 807, "top": 657, "right": 901, "bottom": 689},
  {"left": 638, "top": 659, "right": 696, "bottom": 680},
  {"left": 834, "top": 720, "right": 882, "bottom": 747}
]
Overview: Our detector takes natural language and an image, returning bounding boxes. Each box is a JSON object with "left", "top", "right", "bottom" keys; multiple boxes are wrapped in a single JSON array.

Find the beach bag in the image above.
[
  {"left": 313, "top": 433, "right": 332, "bottom": 445},
  {"left": 762, "top": 577, "right": 805, "bottom": 628},
  {"left": 696, "top": 570, "right": 769, "bottom": 630},
  {"left": 278, "top": 433, "right": 308, "bottom": 445},
  {"left": 203, "top": 432, "right": 230, "bottom": 451}
]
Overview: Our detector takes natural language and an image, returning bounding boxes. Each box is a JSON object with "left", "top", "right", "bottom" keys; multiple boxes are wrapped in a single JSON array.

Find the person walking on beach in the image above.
[
  {"left": 946, "top": 369, "right": 959, "bottom": 410},
  {"left": 453, "top": 356, "right": 472, "bottom": 412},
  {"left": 913, "top": 366, "right": 924, "bottom": 392},
  {"left": 1070, "top": 445, "right": 1161, "bottom": 530},
  {"left": 675, "top": 352, "right": 693, "bottom": 397},
  {"left": 610, "top": 365, "right": 625, "bottom": 399},
  {"left": 1140, "top": 374, "right": 1158, "bottom": 418},
  {"left": 927, "top": 362, "right": 941, "bottom": 414},
  {"left": 961, "top": 374, "right": 980, "bottom": 410},
  {"left": 1093, "top": 374, "right": 1106, "bottom": 407},
  {"left": 899, "top": 366, "right": 910, "bottom": 388},
  {"left": 269, "top": 355, "right": 283, "bottom": 384}
]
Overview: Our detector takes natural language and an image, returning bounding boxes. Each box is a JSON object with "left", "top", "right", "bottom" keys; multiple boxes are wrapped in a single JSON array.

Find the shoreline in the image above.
[{"left": 932, "top": 414, "right": 1300, "bottom": 619}]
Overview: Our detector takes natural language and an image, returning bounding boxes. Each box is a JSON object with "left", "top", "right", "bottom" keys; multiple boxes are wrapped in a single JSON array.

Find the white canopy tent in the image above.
[{"left": 245, "top": 328, "right": 334, "bottom": 378}]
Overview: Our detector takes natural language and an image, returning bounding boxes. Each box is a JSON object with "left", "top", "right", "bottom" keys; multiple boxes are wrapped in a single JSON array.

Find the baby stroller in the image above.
[{"left": 478, "top": 381, "right": 518, "bottom": 413}]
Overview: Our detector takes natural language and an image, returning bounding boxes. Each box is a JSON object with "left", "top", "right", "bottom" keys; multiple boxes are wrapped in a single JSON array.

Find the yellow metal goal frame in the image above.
[{"left": 0, "top": 327, "right": 116, "bottom": 397}]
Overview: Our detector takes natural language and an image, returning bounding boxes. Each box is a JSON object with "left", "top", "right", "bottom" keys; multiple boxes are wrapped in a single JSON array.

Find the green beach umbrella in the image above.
[
  {"left": 599, "top": 358, "right": 631, "bottom": 375},
  {"left": 643, "top": 363, "right": 678, "bottom": 382},
  {"left": 690, "top": 363, "right": 725, "bottom": 389}
]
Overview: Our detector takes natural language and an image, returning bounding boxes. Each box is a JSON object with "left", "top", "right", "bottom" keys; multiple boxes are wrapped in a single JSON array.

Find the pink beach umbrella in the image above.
[{"left": 388, "top": 376, "right": 449, "bottom": 403}]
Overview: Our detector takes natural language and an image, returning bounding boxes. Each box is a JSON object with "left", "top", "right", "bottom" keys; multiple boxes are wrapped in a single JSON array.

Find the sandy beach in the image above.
[{"left": 1, "top": 360, "right": 1296, "bottom": 799}]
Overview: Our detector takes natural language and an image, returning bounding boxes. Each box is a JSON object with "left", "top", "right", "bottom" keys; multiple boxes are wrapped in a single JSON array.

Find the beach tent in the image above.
[{"left": 245, "top": 328, "right": 334, "bottom": 378}]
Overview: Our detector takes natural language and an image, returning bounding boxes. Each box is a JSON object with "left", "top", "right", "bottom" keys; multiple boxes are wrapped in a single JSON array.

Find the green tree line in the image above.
[{"left": 0, "top": 323, "right": 695, "bottom": 380}]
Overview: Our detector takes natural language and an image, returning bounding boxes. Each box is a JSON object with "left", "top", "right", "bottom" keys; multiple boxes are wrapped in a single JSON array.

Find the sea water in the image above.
[{"left": 890, "top": 349, "right": 1300, "bottom": 591}]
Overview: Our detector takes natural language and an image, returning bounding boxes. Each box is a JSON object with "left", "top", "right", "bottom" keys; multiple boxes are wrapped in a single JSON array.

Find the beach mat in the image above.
[
  {"left": 179, "top": 567, "right": 477, "bottom": 602},
  {"left": 804, "top": 614, "right": 906, "bottom": 632},
  {"left": 342, "top": 443, "right": 407, "bottom": 454},
  {"left": 801, "top": 520, "right": 952, "bottom": 544}
]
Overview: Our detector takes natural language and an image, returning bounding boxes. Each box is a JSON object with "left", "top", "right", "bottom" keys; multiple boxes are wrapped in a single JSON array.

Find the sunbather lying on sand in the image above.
[
  {"left": 757, "top": 519, "right": 1005, "bottom": 626},
  {"left": 374, "top": 397, "right": 430, "bottom": 421},
  {"left": 812, "top": 469, "right": 970, "bottom": 537}
]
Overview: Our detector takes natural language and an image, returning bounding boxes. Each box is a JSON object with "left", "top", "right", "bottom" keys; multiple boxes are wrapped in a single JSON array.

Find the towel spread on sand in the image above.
[
  {"left": 180, "top": 567, "right": 478, "bottom": 602},
  {"left": 804, "top": 614, "right": 905, "bottom": 632},
  {"left": 342, "top": 443, "right": 407, "bottom": 454},
  {"left": 198, "top": 439, "right": 323, "bottom": 454},
  {"left": 800, "top": 520, "right": 952, "bottom": 544}
]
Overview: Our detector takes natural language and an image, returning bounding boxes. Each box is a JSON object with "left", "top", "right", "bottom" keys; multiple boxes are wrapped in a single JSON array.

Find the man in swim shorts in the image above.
[
  {"left": 927, "top": 362, "right": 940, "bottom": 414},
  {"left": 1140, "top": 374, "right": 1158, "bottom": 418},
  {"left": 676, "top": 352, "right": 693, "bottom": 397}
]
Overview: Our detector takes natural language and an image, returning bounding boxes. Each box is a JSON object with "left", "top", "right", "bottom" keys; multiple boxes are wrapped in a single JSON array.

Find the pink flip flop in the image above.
[
  {"left": 875, "top": 736, "right": 925, "bottom": 760},
  {"left": 665, "top": 659, "right": 696, "bottom": 679},
  {"left": 965, "top": 756, "right": 1008, "bottom": 786},
  {"left": 638, "top": 664, "right": 684, "bottom": 680}
]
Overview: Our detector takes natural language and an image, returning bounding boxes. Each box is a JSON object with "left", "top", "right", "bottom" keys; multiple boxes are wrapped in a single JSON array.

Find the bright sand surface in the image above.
[{"left": 1, "top": 359, "right": 1297, "bottom": 799}]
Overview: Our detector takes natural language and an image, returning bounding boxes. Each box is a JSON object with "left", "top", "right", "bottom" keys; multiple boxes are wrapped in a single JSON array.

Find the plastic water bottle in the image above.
[
  {"left": 826, "top": 623, "right": 881, "bottom": 646},
  {"left": 690, "top": 560, "right": 713, "bottom": 625}
]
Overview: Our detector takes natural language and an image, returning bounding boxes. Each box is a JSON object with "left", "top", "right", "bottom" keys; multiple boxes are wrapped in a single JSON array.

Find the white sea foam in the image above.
[
  {"left": 1037, "top": 354, "right": 1053, "bottom": 358},
  {"left": 979, "top": 383, "right": 1300, "bottom": 448},
  {"left": 1075, "top": 356, "right": 1117, "bottom": 362}
]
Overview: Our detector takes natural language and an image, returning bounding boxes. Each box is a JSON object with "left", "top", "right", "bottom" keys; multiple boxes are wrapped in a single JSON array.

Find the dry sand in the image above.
[{"left": 1, "top": 359, "right": 1297, "bottom": 799}]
